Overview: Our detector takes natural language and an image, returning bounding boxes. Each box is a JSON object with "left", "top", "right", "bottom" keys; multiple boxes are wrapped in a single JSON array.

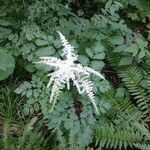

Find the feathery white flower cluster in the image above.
[{"left": 37, "top": 32, "right": 105, "bottom": 114}]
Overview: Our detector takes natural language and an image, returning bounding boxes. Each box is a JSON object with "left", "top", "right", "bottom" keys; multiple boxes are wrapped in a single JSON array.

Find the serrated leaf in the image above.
[
  {"left": 53, "top": 39, "right": 62, "bottom": 48},
  {"left": 86, "top": 48, "right": 94, "bottom": 58},
  {"left": 26, "top": 90, "right": 32, "bottom": 98},
  {"left": 23, "top": 107, "right": 30, "bottom": 116},
  {"left": 23, "top": 81, "right": 32, "bottom": 88},
  {"left": 138, "top": 50, "right": 145, "bottom": 59},
  {"left": 124, "top": 44, "right": 138, "bottom": 56},
  {"left": 93, "top": 42, "right": 105, "bottom": 53},
  {"left": 78, "top": 55, "right": 90, "bottom": 65},
  {"left": 98, "top": 80, "right": 110, "bottom": 93},
  {"left": 110, "top": 35, "right": 124, "bottom": 45},
  {"left": 126, "top": 34, "right": 133, "bottom": 44},
  {"left": 14, "top": 87, "right": 25, "bottom": 94},
  {"left": 114, "top": 44, "right": 127, "bottom": 52},
  {"left": 47, "top": 35, "right": 54, "bottom": 41},
  {"left": 90, "top": 60, "right": 104, "bottom": 70},
  {"left": 93, "top": 52, "right": 105, "bottom": 60}
]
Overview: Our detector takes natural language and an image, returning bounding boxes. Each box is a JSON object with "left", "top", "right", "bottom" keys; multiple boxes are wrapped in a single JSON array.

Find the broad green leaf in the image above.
[{"left": 0, "top": 48, "right": 15, "bottom": 80}]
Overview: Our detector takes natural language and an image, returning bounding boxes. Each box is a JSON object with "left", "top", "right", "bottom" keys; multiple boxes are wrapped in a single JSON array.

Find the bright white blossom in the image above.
[{"left": 36, "top": 31, "right": 105, "bottom": 114}]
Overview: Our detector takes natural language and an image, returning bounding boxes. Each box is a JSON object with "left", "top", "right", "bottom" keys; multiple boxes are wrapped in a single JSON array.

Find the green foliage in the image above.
[
  {"left": 95, "top": 121, "right": 150, "bottom": 150},
  {"left": 0, "top": 117, "right": 46, "bottom": 150},
  {"left": 0, "top": 47, "right": 15, "bottom": 80},
  {"left": 119, "top": 66, "right": 150, "bottom": 116},
  {"left": 1, "top": 0, "right": 150, "bottom": 149},
  {"left": 0, "top": 85, "right": 53, "bottom": 150}
]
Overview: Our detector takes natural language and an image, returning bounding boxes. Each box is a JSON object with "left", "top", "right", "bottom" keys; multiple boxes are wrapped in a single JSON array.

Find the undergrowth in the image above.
[{"left": 0, "top": 0, "right": 150, "bottom": 149}]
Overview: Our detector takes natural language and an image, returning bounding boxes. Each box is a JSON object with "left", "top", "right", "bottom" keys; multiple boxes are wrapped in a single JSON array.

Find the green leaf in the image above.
[
  {"left": 86, "top": 48, "right": 94, "bottom": 58},
  {"left": 0, "top": 48, "right": 15, "bottom": 80},
  {"left": 93, "top": 42, "right": 105, "bottom": 53},
  {"left": 35, "top": 39, "right": 50, "bottom": 46},
  {"left": 35, "top": 46, "right": 56, "bottom": 57},
  {"left": 93, "top": 52, "right": 105, "bottom": 60},
  {"left": 105, "top": 0, "right": 112, "bottom": 10},
  {"left": 114, "top": 44, "right": 127, "bottom": 52},
  {"left": 98, "top": 80, "right": 110, "bottom": 93},
  {"left": 0, "top": 19, "right": 10, "bottom": 26},
  {"left": 53, "top": 39, "right": 62, "bottom": 49},
  {"left": 78, "top": 55, "right": 90, "bottom": 65},
  {"left": 90, "top": 60, "right": 104, "bottom": 70},
  {"left": 138, "top": 50, "right": 145, "bottom": 59},
  {"left": 14, "top": 87, "right": 25, "bottom": 94},
  {"left": 77, "top": 10, "right": 84, "bottom": 16},
  {"left": 119, "top": 57, "right": 133, "bottom": 66},
  {"left": 23, "top": 107, "right": 30, "bottom": 116},
  {"left": 116, "top": 88, "right": 126, "bottom": 97},
  {"left": 24, "top": 63, "right": 36, "bottom": 73},
  {"left": 124, "top": 44, "right": 138, "bottom": 56},
  {"left": 26, "top": 90, "right": 32, "bottom": 98},
  {"left": 110, "top": 35, "right": 124, "bottom": 45}
]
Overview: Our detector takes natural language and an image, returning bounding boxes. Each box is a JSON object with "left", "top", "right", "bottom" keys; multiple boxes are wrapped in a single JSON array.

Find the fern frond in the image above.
[
  {"left": 119, "top": 66, "right": 150, "bottom": 116},
  {"left": 134, "top": 143, "right": 150, "bottom": 150},
  {"left": 145, "top": 76, "right": 150, "bottom": 94},
  {"left": 104, "top": 89, "right": 135, "bottom": 113},
  {"left": 68, "top": 133, "right": 79, "bottom": 150},
  {"left": 95, "top": 123, "right": 143, "bottom": 150},
  {"left": 55, "top": 129, "right": 67, "bottom": 150},
  {"left": 106, "top": 50, "right": 122, "bottom": 69}
]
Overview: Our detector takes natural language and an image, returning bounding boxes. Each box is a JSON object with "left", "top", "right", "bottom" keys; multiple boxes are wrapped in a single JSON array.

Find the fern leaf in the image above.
[
  {"left": 95, "top": 123, "right": 143, "bottom": 150},
  {"left": 119, "top": 66, "right": 150, "bottom": 116}
]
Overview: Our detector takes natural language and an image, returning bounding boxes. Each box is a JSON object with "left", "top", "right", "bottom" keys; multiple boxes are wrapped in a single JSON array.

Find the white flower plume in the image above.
[{"left": 36, "top": 31, "right": 105, "bottom": 114}]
